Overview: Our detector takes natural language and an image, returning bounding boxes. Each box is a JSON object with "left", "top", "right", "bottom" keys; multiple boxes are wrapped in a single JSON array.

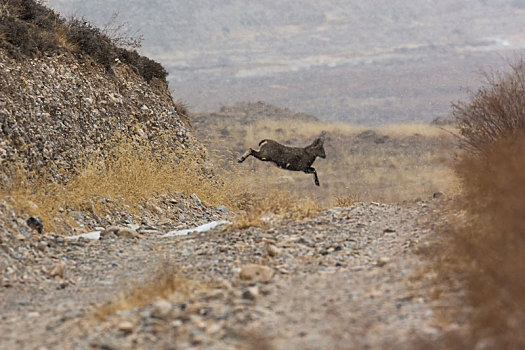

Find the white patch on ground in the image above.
[
  {"left": 162, "top": 220, "right": 231, "bottom": 237},
  {"left": 65, "top": 231, "right": 101, "bottom": 240}
]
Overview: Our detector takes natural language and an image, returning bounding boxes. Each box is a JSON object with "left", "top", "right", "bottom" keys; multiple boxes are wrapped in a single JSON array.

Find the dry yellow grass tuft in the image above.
[
  {"left": 95, "top": 263, "right": 203, "bottom": 319},
  {"left": 231, "top": 188, "right": 323, "bottom": 229},
  {"left": 333, "top": 193, "right": 361, "bottom": 207}
]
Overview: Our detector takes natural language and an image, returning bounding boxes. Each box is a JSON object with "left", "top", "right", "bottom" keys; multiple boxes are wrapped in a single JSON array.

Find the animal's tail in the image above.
[{"left": 258, "top": 139, "right": 268, "bottom": 146}]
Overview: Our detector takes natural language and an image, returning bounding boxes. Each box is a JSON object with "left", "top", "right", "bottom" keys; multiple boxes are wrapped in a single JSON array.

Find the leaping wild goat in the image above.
[{"left": 237, "top": 132, "right": 326, "bottom": 186}]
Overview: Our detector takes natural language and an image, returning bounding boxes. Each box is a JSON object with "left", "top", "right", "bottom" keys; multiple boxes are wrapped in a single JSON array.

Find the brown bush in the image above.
[
  {"left": 435, "top": 60, "right": 525, "bottom": 349},
  {"left": 443, "top": 134, "right": 525, "bottom": 349},
  {"left": 453, "top": 60, "right": 525, "bottom": 154}
]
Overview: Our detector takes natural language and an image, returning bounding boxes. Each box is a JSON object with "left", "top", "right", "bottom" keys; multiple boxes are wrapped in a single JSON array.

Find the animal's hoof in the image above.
[
  {"left": 237, "top": 158, "right": 243, "bottom": 163},
  {"left": 315, "top": 181, "right": 320, "bottom": 186}
]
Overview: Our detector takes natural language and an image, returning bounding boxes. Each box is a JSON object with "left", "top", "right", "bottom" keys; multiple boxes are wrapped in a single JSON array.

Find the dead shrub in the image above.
[
  {"left": 333, "top": 193, "right": 360, "bottom": 207},
  {"left": 441, "top": 134, "right": 525, "bottom": 349},
  {"left": 101, "top": 12, "right": 143, "bottom": 49},
  {"left": 434, "top": 59, "right": 525, "bottom": 349},
  {"left": 453, "top": 59, "right": 525, "bottom": 154},
  {"left": 65, "top": 17, "right": 117, "bottom": 71}
]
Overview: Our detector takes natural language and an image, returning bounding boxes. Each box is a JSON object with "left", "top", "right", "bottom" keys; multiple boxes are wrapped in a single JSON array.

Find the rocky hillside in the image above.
[
  {"left": 0, "top": 1, "right": 227, "bottom": 290},
  {"left": 0, "top": 0, "right": 204, "bottom": 182},
  {"left": 193, "top": 101, "right": 318, "bottom": 127}
]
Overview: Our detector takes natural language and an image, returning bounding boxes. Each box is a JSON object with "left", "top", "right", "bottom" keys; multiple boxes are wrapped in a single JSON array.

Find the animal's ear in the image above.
[
  {"left": 313, "top": 137, "right": 324, "bottom": 146},
  {"left": 319, "top": 131, "right": 326, "bottom": 141}
]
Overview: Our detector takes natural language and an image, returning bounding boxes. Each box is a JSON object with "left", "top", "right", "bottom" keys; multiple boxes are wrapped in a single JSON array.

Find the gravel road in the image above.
[{"left": 0, "top": 200, "right": 464, "bottom": 349}]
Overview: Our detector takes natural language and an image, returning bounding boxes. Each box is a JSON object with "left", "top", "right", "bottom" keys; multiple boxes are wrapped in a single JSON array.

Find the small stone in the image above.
[
  {"left": 170, "top": 319, "right": 183, "bottom": 328},
  {"left": 27, "top": 311, "right": 40, "bottom": 318},
  {"left": 240, "top": 264, "right": 275, "bottom": 283},
  {"left": 115, "top": 227, "right": 139, "bottom": 238},
  {"left": 266, "top": 244, "right": 282, "bottom": 257},
  {"left": 118, "top": 321, "right": 134, "bottom": 333},
  {"left": 157, "top": 218, "right": 171, "bottom": 226},
  {"left": 190, "top": 193, "right": 202, "bottom": 206},
  {"left": 151, "top": 299, "right": 172, "bottom": 319},
  {"left": 242, "top": 286, "right": 259, "bottom": 300},
  {"left": 37, "top": 241, "right": 48, "bottom": 252},
  {"left": 190, "top": 330, "right": 205, "bottom": 345},
  {"left": 101, "top": 226, "right": 139, "bottom": 239},
  {"left": 206, "top": 322, "right": 223, "bottom": 335},
  {"left": 27, "top": 217, "right": 44, "bottom": 233},
  {"left": 216, "top": 205, "right": 228, "bottom": 214},
  {"left": 101, "top": 226, "right": 120, "bottom": 237},
  {"left": 376, "top": 257, "right": 390, "bottom": 267},
  {"left": 49, "top": 261, "right": 66, "bottom": 278},
  {"left": 433, "top": 192, "right": 443, "bottom": 198}
]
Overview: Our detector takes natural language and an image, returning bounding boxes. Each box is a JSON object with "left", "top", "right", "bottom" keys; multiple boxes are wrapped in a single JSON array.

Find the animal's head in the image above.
[{"left": 312, "top": 131, "right": 326, "bottom": 159}]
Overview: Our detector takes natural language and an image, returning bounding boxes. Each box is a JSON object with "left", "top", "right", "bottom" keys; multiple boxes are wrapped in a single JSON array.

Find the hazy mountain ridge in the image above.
[{"left": 47, "top": 0, "right": 525, "bottom": 123}]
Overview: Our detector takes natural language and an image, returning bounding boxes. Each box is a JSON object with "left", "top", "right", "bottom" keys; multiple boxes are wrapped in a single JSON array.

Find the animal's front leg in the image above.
[
  {"left": 305, "top": 167, "right": 320, "bottom": 186},
  {"left": 238, "top": 148, "right": 254, "bottom": 163}
]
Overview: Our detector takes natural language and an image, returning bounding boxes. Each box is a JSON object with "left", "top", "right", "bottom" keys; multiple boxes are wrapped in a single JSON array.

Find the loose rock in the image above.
[{"left": 240, "top": 264, "right": 275, "bottom": 283}]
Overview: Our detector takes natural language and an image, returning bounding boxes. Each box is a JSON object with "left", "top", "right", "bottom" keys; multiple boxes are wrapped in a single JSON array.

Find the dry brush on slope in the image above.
[{"left": 0, "top": 0, "right": 166, "bottom": 82}]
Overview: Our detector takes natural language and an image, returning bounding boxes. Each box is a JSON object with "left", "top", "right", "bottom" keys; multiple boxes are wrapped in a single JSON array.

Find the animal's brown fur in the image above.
[{"left": 238, "top": 133, "right": 326, "bottom": 186}]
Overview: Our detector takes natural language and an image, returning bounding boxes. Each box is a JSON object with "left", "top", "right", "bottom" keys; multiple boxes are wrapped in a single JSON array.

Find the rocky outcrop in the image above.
[{"left": 0, "top": 0, "right": 206, "bottom": 182}]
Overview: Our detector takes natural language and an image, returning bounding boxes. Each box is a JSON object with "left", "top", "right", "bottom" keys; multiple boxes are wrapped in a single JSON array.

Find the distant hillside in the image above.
[
  {"left": 192, "top": 101, "right": 318, "bottom": 127},
  {"left": 46, "top": 0, "right": 525, "bottom": 124}
]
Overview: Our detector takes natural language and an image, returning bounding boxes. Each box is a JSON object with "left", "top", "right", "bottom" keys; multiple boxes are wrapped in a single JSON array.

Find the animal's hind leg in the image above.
[
  {"left": 238, "top": 148, "right": 255, "bottom": 163},
  {"left": 305, "top": 167, "right": 320, "bottom": 186}
]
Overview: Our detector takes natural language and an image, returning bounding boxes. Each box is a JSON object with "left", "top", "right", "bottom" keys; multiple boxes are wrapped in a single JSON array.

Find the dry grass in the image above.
[
  {"left": 231, "top": 188, "right": 323, "bottom": 229},
  {"left": 333, "top": 193, "right": 361, "bottom": 207},
  {"left": 0, "top": 133, "right": 242, "bottom": 232},
  {"left": 195, "top": 118, "right": 459, "bottom": 206},
  {"left": 95, "top": 262, "right": 203, "bottom": 319},
  {"left": 1, "top": 127, "right": 325, "bottom": 232}
]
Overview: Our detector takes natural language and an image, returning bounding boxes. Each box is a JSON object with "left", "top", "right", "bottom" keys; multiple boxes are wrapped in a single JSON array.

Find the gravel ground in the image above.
[{"left": 0, "top": 199, "right": 466, "bottom": 349}]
